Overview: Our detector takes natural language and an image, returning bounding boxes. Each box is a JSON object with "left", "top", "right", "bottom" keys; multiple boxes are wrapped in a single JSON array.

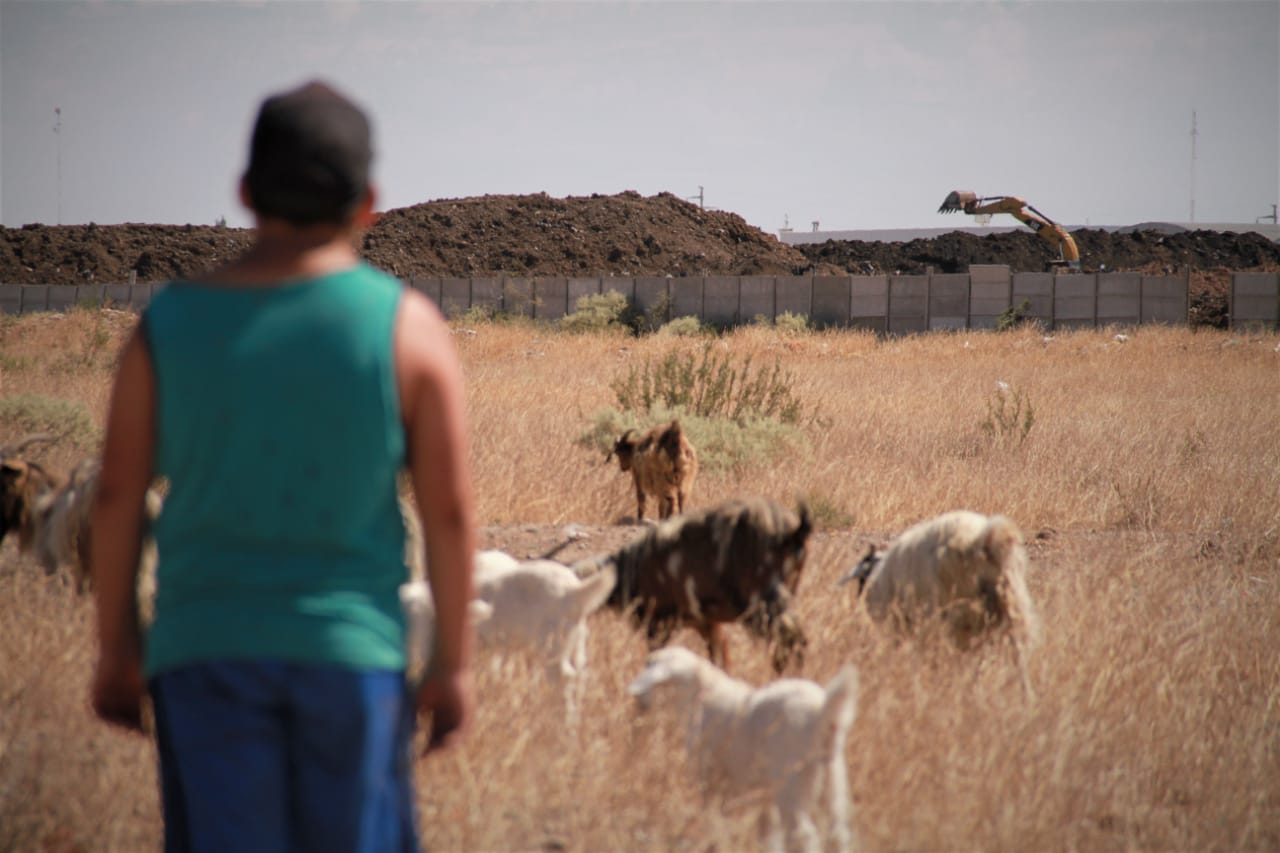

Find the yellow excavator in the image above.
[{"left": 938, "top": 191, "right": 1082, "bottom": 270}]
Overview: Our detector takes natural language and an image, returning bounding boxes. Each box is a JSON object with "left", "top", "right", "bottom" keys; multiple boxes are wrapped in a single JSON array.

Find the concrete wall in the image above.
[
  {"left": 1230, "top": 272, "right": 1280, "bottom": 330},
  {"left": 0, "top": 267, "right": 1211, "bottom": 332}
]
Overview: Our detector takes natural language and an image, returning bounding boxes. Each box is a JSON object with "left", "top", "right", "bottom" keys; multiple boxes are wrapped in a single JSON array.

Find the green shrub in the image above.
[
  {"left": 581, "top": 343, "right": 817, "bottom": 472},
  {"left": 0, "top": 394, "right": 99, "bottom": 451},
  {"left": 995, "top": 299, "right": 1033, "bottom": 332},
  {"left": 610, "top": 342, "right": 809, "bottom": 426},
  {"left": 775, "top": 311, "right": 810, "bottom": 335},
  {"left": 656, "top": 316, "right": 709, "bottom": 337},
  {"left": 560, "top": 291, "right": 632, "bottom": 333},
  {"left": 578, "top": 405, "right": 808, "bottom": 474}
]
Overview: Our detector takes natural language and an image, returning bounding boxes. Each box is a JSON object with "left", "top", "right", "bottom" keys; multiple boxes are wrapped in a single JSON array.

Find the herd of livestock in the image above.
[{"left": 0, "top": 421, "right": 1042, "bottom": 852}]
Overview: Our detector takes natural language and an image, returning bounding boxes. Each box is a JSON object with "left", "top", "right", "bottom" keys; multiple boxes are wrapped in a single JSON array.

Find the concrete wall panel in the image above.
[
  {"left": 1097, "top": 272, "right": 1140, "bottom": 324},
  {"left": 811, "top": 276, "right": 851, "bottom": 328},
  {"left": 567, "top": 277, "right": 602, "bottom": 311},
  {"left": 103, "top": 285, "right": 132, "bottom": 308},
  {"left": 634, "top": 278, "right": 670, "bottom": 323},
  {"left": 470, "top": 278, "right": 502, "bottom": 315},
  {"left": 410, "top": 277, "right": 442, "bottom": 307},
  {"left": 671, "top": 278, "right": 704, "bottom": 319},
  {"left": 0, "top": 286, "right": 19, "bottom": 314},
  {"left": 703, "top": 276, "right": 739, "bottom": 327},
  {"left": 504, "top": 278, "right": 536, "bottom": 318},
  {"left": 1141, "top": 276, "right": 1186, "bottom": 325},
  {"left": 850, "top": 275, "right": 888, "bottom": 321},
  {"left": 1054, "top": 274, "right": 1095, "bottom": 322},
  {"left": 1013, "top": 273, "right": 1054, "bottom": 326},
  {"left": 970, "top": 272, "right": 1012, "bottom": 317},
  {"left": 439, "top": 278, "right": 471, "bottom": 318},
  {"left": 23, "top": 286, "right": 50, "bottom": 312},
  {"left": 740, "top": 276, "right": 776, "bottom": 322},
  {"left": 601, "top": 278, "right": 635, "bottom": 307},
  {"left": 930, "top": 274, "right": 969, "bottom": 327},
  {"left": 776, "top": 276, "right": 812, "bottom": 319},
  {"left": 534, "top": 278, "right": 569, "bottom": 320},
  {"left": 889, "top": 276, "right": 928, "bottom": 334},
  {"left": 1231, "top": 272, "right": 1279, "bottom": 327},
  {"left": 47, "top": 285, "right": 79, "bottom": 312}
]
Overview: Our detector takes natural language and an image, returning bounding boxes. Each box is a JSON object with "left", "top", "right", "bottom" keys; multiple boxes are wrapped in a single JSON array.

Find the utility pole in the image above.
[
  {"left": 687, "top": 185, "right": 704, "bottom": 209},
  {"left": 1189, "top": 109, "right": 1197, "bottom": 225},
  {"left": 53, "top": 107, "right": 62, "bottom": 225}
]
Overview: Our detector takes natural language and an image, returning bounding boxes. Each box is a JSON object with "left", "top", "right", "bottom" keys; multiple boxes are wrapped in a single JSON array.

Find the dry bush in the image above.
[{"left": 2, "top": 310, "right": 1279, "bottom": 851}]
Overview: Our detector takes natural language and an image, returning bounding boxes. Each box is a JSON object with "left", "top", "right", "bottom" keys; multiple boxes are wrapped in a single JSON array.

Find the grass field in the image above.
[{"left": 2, "top": 308, "right": 1278, "bottom": 851}]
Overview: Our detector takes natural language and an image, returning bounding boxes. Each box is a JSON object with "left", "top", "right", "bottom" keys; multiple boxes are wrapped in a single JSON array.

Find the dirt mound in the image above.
[
  {"left": 2, "top": 191, "right": 1276, "bottom": 328},
  {"left": 794, "top": 228, "right": 1280, "bottom": 276}
]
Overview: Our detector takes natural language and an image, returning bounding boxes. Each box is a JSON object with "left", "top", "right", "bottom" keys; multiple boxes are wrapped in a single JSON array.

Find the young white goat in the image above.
[
  {"left": 400, "top": 509, "right": 616, "bottom": 723},
  {"left": 838, "top": 509, "right": 1042, "bottom": 697},
  {"left": 628, "top": 646, "right": 859, "bottom": 853},
  {"left": 470, "top": 549, "right": 617, "bottom": 723}
]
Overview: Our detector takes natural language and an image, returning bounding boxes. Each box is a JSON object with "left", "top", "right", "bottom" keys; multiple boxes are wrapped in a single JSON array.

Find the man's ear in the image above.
[
  {"left": 238, "top": 175, "right": 254, "bottom": 212},
  {"left": 353, "top": 184, "right": 380, "bottom": 229}
]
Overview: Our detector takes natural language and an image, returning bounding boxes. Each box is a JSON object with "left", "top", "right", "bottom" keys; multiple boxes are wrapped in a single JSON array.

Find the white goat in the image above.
[
  {"left": 471, "top": 549, "right": 617, "bottom": 724},
  {"left": 838, "top": 509, "right": 1042, "bottom": 697},
  {"left": 628, "top": 646, "right": 859, "bottom": 853}
]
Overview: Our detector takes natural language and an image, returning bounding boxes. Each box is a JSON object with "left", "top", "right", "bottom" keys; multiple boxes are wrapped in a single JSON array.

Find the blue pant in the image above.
[{"left": 150, "top": 661, "right": 419, "bottom": 853}]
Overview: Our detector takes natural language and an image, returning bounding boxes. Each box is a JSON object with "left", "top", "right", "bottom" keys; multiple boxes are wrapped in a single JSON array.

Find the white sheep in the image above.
[
  {"left": 470, "top": 549, "right": 617, "bottom": 724},
  {"left": 839, "top": 509, "right": 1042, "bottom": 697},
  {"left": 627, "top": 646, "right": 859, "bottom": 853}
]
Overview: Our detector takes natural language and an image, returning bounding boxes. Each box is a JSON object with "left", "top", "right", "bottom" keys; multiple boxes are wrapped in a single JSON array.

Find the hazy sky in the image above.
[{"left": 2, "top": 0, "right": 1277, "bottom": 233}]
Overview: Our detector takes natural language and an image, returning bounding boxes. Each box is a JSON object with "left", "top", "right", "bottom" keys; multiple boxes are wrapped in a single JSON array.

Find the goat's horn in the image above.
[{"left": 0, "top": 433, "right": 57, "bottom": 458}]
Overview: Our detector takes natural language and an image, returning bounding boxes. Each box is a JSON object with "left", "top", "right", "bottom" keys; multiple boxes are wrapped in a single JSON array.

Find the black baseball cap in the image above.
[{"left": 243, "top": 80, "right": 373, "bottom": 226}]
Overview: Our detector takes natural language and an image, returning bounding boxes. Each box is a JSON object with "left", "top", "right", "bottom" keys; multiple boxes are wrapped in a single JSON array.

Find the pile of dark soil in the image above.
[{"left": 2, "top": 191, "right": 1276, "bottom": 327}]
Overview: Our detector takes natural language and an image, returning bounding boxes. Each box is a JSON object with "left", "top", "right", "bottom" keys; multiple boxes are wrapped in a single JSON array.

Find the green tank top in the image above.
[{"left": 143, "top": 263, "right": 408, "bottom": 676}]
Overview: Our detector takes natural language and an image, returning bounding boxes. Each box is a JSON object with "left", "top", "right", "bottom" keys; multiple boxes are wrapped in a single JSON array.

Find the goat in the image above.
[
  {"left": 400, "top": 522, "right": 616, "bottom": 722},
  {"left": 591, "top": 496, "right": 812, "bottom": 674},
  {"left": 471, "top": 550, "right": 616, "bottom": 723},
  {"left": 0, "top": 443, "right": 162, "bottom": 603},
  {"left": 609, "top": 419, "right": 698, "bottom": 522},
  {"left": 838, "top": 509, "right": 1042, "bottom": 697},
  {"left": 628, "top": 646, "right": 859, "bottom": 853}
]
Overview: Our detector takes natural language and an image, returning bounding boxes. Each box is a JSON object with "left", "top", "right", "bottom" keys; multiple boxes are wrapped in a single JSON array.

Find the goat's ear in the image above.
[
  {"left": 1, "top": 460, "right": 27, "bottom": 481},
  {"left": 627, "top": 660, "right": 673, "bottom": 697}
]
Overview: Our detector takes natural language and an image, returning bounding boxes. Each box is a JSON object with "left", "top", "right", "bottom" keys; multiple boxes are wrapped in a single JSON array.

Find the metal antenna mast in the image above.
[
  {"left": 1189, "top": 109, "right": 1197, "bottom": 224},
  {"left": 53, "top": 107, "right": 62, "bottom": 225}
]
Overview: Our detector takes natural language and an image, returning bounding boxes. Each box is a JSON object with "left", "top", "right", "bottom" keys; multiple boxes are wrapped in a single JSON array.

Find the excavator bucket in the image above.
[{"left": 938, "top": 190, "right": 976, "bottom": 214}]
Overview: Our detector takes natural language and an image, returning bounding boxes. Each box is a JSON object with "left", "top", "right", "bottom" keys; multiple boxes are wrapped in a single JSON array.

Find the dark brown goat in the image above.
[
  {"left": 596, "top": 495, "right": 812, "bottom": 673},
  {"left": 1, "top": 437, "right": 162, "bottom": 600},
  {"left": 609, "top": 420, "right": 698, "bottom": 522}
]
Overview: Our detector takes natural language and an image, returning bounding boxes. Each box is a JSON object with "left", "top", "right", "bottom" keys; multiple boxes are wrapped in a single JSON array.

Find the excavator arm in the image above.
[{"left": 938, "top": 191, "right": 1081, "bottom": 269}]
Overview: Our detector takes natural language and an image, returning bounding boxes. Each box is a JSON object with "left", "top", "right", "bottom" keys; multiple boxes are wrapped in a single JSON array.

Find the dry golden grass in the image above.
[{"left": 2, "top": 309, "right": 1279, "bottom": 851}]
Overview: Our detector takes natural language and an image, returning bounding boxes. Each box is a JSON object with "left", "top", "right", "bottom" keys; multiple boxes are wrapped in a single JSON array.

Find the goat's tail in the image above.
[
  {"left": 569, "top": 562, "right": 617, "bottom": 623},
  {"left": 820, "top": 664, "right": 860, "bottom": 740},
  {"left": 985, "top": 515, "right": 1041, "bottom": 652},
  {"left": 820, "top": 664, "right": 859, "bottom": 853}
]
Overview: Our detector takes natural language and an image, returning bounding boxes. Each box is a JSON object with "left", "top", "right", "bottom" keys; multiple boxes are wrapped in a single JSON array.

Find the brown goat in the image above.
[
  {"left": 0, "top": 444, "right": 161, "bottom": 598},
  {"left": 593, "top": 495, "right": 812, "bottom": 674},
  {"left": 609, "top": 420, "right": 698, "bottom": 522}
]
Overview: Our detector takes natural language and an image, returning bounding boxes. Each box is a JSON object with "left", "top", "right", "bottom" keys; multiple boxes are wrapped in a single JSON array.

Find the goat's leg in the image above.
[
  {"left": 776, "top": 777, "right": 822, "bottom": 853},
  {"left": 1012, "top": 633, "right": 1036, "bottom": 703},
  {"left": 634, "top": 485, "right": 646, "bottom": 523},
  {"left": 756, "top": 806, "right": 783, "bottom": 853},
  {"left": 701, "top": 622, "right": 730, "bottom": 672}
]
